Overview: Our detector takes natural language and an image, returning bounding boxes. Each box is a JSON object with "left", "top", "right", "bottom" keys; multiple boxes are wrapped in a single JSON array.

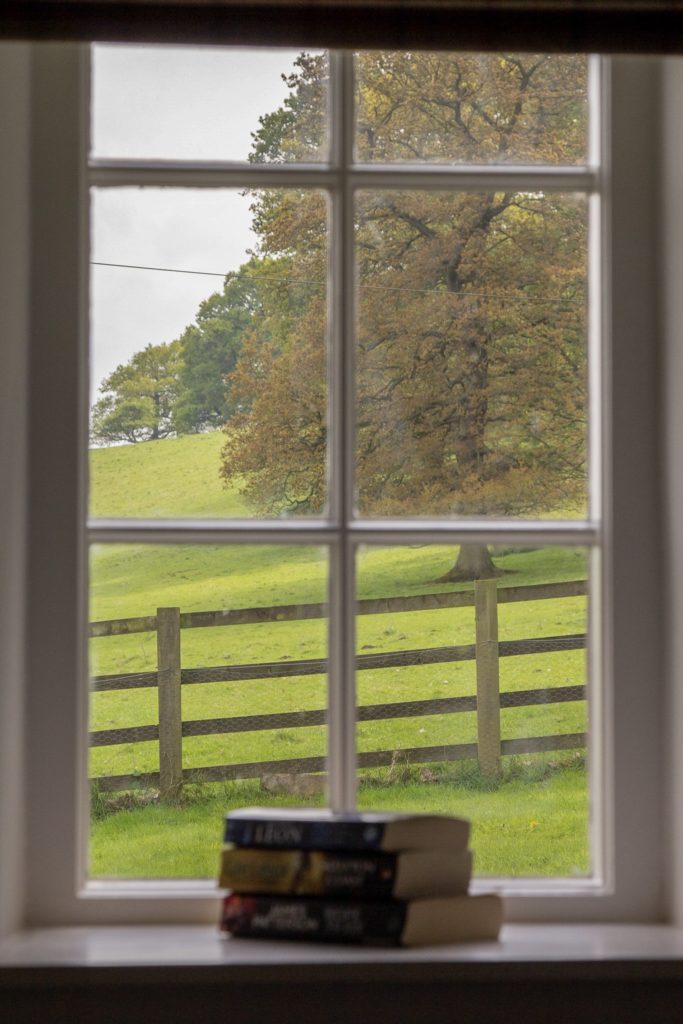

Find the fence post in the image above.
[
  {"left": 157, "top": 606, "right": 182, "bottom": 800},
  {"left": 474, "top": 579, "right": 501, "bottom": 778}
]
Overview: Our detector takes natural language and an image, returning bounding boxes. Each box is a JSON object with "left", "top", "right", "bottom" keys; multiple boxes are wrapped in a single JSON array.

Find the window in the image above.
[
  {"left": 12, "top": 45, "right": 666, "bottom": 927},
  {"left": 87, "top": 45, "right": 598, "bottom": 885}
]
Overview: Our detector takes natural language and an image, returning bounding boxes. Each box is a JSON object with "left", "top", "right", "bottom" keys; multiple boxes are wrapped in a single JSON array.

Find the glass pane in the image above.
[
  {"left": 89, "top": 544, "right": 328, "bottom": 879},
  {"left": 92, "top": 46, "right": 329, "bottom": 163},
  {"left": 355, "top": 53, "right": 588, "bottom": 165},
  {"left": 355, "top": 544, "right": 590, "bottom": 879},
  {"left": 90, "top": 187, "right": 328, "bottom": 518},
  {"left": 355, "top": 191, "right": 588, "bottom": 519}
]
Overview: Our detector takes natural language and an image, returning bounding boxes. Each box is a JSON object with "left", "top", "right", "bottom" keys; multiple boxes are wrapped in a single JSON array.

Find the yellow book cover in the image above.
[{"left": 218, "top": 845, "right": 472, "bottom": 899}]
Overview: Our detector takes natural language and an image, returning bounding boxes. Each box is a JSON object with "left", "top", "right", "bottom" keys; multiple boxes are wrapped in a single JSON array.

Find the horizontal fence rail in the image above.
[
  {"left": 95, "top": 733, "right": 589, "bottom": 794},
  {"left": 89, "top": 579, "right": 589, "bottom": 796},
  {"left": 89, "top": 579, "right": 588, "bottom": 638},
  {"left": 91, "top": 633, "right": 586, "bottom": 691},
  {"left": 90, "top": 684, "right": 587, "bottom": 748}
]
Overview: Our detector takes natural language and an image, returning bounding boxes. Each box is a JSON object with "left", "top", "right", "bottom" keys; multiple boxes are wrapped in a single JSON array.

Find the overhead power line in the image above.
[
  {"left": 90, "top": 260, "right": 583, "bottom": 305},
  {"left": 91, "top": 261, "right": 227, "bottom": 277}
]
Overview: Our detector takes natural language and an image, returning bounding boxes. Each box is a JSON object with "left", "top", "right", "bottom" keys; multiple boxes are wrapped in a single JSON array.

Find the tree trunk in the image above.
[{"left": 436, "top": 543, "right": 501, "bottom": 583}]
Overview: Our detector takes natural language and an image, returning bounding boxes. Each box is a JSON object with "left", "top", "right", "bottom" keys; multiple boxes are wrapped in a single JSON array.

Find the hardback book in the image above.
[
  {"left": 220, "top": 892, "right": 502, "bottom": 947},
  {"left": 218, "top": 846, "right": 472, "bottom": 899},
  {"left": 223, "top": 807, "right": 470, "bottom": 852}
]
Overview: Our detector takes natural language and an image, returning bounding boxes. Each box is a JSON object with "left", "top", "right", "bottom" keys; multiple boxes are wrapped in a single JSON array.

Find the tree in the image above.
[
  {"left": 171, "top": 264, "right": 262, "bottom": 435},
  {"left": 249, "top": 52, "right": 328, "bottom": 165},
  {"left": 220, "top": 194, "right": 328, "bottom": 510},
  {"left": 90, "top": 340, "right": 182, "bottom": 445},
  {"left": 219, "top": 53, "right": 589, "bottom": 577}
]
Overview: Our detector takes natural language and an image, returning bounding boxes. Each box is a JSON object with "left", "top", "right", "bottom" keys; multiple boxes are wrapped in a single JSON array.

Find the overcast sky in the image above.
[{"left": 90, "top": 45, "right": 316, "bottom": 396}]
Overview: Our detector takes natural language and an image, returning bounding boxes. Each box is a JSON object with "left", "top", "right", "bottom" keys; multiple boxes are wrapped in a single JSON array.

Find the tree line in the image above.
[{"left": 90, "top": 260, "right": 261, "bottom": 445}]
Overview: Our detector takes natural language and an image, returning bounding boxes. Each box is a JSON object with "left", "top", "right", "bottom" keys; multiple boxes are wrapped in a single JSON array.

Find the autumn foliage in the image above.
[{"left": 220, "top": 53, "right": 589, "bottom": 531}]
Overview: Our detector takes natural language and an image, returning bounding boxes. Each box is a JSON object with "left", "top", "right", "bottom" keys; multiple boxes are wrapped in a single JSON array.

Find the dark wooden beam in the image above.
[{"left": 2, "top": 0, "right": 683, "bottom": 52}]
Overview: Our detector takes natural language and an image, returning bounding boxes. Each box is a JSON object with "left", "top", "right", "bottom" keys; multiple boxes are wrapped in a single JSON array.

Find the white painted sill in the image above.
[{"left": 2, "top": 924, "right": 683, "bottom": 980}]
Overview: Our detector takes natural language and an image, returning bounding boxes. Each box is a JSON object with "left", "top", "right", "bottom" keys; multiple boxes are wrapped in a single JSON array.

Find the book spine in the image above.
[
  {"left": 221, "top": 894, "right": 407, "bottom": 945},
  {"left": 219, "top": 849, "right": 399, "bottom": 896},
  {"left": 224, "top": 817, "right": 387, "bottom": 851}
]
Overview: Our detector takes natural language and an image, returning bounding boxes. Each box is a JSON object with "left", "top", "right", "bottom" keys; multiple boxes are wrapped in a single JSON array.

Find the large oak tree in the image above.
[{"left": 223, "top": 53, "right": 589, "bottom": 577}]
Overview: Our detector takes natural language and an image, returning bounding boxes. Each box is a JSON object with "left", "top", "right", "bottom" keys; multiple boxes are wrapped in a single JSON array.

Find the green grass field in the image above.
[
  {"left": 91, "top": 760, "right": 589, "bottom": 879},
  {"left": 89, "top": 432, "right": 591, "bottom": 880}
]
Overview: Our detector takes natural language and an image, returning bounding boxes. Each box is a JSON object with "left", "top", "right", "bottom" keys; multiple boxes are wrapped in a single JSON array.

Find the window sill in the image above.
[
  {"left": 2, "top": 922, "right": 683, "bottom": 976},
  {"left": 2, "top": 924, "right": 683, "bottom": 1022}
]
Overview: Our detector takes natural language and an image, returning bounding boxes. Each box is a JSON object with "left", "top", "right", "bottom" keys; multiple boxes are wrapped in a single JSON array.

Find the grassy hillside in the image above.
[
  {"left": 89, "top": 432, "right": 588, "bottom": 613},
  {"left": 90, "top": 431, "right": 246, "bottom": 519},
  {"left": 88, "top": 433, "right": 590, "bottom": 879}
]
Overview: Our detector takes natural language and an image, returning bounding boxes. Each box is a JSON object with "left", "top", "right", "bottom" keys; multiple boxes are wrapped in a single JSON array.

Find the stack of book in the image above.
[{"left": 218, "top": 807, "right": 503, "bottom": 946}]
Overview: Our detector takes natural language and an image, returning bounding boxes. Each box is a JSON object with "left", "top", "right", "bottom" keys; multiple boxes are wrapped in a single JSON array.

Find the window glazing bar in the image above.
[
  {"left": 588, "top": 55, "right": 609, "bottom": 897},
  {"left": 327, "top": 50, "right": 358, "bottom": 812},
  {"left": 89, "top": 161, "right": 598, "bottom": 193},
  {"left": 348, "top": 165, "right": 598, "bottom": 191},
  {"left": 89, "top": 163, "right": 342, "bottom": 189},
  {"left": 87, "top": 521, "right": 338, "bottom": 545},
  {"left": 351, "top": 522, "right": 600, "bottom": 546},
  {"left": 589, "top": 53, "right": 606, "bottom": 528},
  {"left": 87, "top": 519, "right": 600, "bottom": 546}
]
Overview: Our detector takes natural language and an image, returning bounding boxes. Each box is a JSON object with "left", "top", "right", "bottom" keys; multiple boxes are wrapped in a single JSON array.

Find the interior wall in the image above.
[
  {"left": 662, "top": 57, "right": 683, "bottom": 928},
  {"left": 0, "top": 42, "right": 30, "bottom": 937},
  {"left": 606, "top": 57, "right": 666, "bottom": 922},
  {"left": 0, "top": 42, "right": 680, "bottom": 939}
]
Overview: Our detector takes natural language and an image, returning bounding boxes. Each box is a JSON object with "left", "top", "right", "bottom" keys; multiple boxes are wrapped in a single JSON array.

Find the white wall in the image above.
[
  {"left": 0, "top": 43, "right": 30, "bottom": 938},
  {"left": 662, "top": 58, "right": 683, "bottom": 927},
  {"left": 0, "top": 44, "right": 681, "bottom": 934}
]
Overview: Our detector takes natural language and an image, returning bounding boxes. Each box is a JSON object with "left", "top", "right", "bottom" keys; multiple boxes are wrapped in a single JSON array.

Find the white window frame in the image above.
[{"left": 13, "top": 45, "right": 665, "bottom": 927}]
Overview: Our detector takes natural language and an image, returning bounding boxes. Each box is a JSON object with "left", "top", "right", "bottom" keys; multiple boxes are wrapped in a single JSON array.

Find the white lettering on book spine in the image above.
[
  {"left": 253, "top": 823, "right": 303, "bottom": 845},
  {"left": 323, "top": 906, "right": 366, "bottom": 936},
  {"left": 252, "top": 903, "right": 318, "bottom": 932}
]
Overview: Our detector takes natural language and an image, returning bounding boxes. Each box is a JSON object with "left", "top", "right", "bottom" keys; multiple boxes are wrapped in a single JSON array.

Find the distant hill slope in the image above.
[
  {"left": 88, "top": 433, "right": 329, "bottom": 623},
  {"left": 88, "top": 431, "right": 588, "bottom": 624},
  {"left": 89, "top": 432, "right": 248, "bottom": 519}
]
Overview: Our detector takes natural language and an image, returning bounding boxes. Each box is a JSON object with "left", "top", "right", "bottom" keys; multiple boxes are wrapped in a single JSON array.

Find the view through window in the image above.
[{"left": 88, "top": 48, "right": 597, "bottom": 884}]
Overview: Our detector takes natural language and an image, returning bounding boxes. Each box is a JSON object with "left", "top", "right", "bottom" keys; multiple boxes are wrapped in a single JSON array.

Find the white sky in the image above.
[{"left": 90, "top": 45, "right": 317, "bottom": 395}]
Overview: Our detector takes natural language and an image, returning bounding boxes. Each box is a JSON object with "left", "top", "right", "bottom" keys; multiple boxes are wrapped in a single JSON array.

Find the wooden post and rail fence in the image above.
[{"left": 89, "top": 579, "right": 588, "bottom": 799}]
